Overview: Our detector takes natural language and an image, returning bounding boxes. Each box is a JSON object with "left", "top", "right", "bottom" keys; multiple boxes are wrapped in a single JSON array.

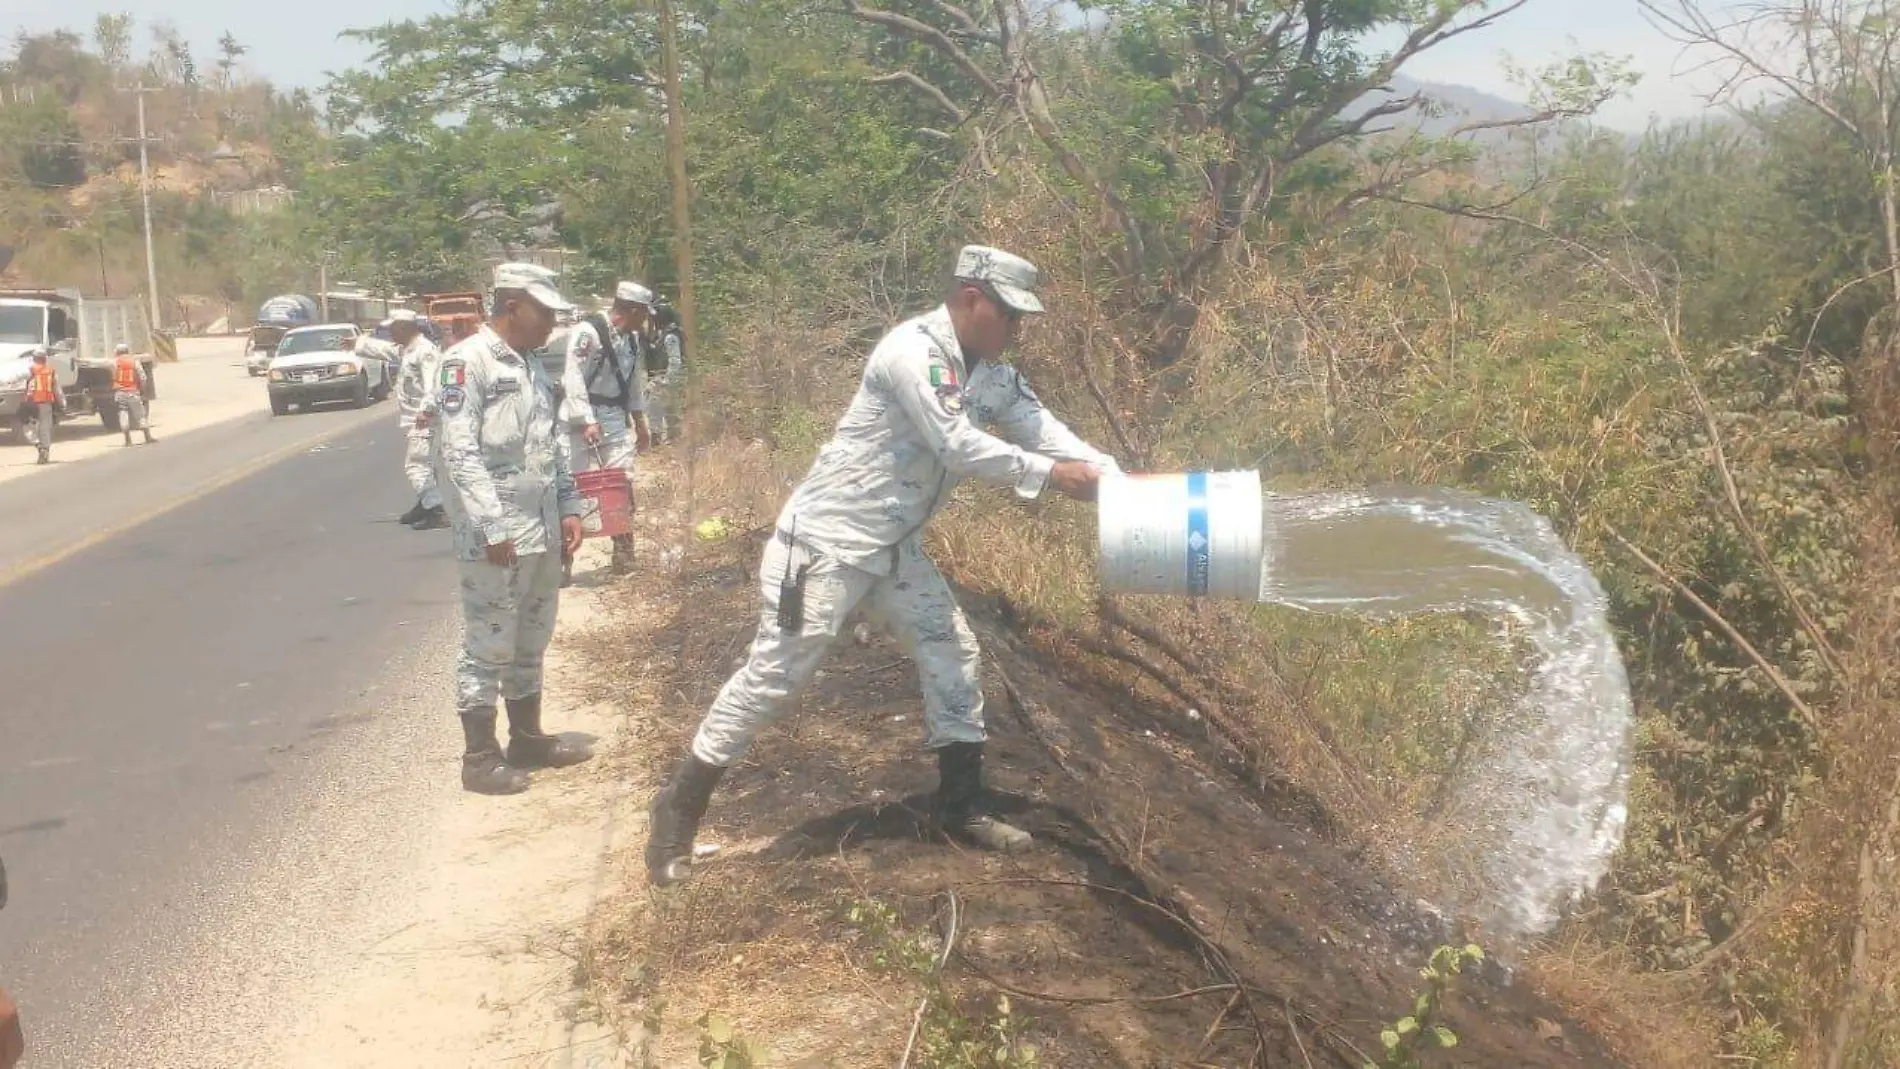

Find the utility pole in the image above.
[
  {"left": 133, "top": 84, "right": 162, "bottom": 328},
  {"left": 319, "top": 252, "right": 331, "bottom": 320},
  {"left": 656, "top": 0, "right": 697, "bottom": 443}
]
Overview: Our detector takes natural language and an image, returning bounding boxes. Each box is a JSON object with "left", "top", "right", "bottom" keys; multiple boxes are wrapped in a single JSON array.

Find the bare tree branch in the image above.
[
  {"left": 866, "top": 69, "right": 966, "bottom": 121},
  {"left": 840, "top": 0, "right": 1002, "bottom": 98}
]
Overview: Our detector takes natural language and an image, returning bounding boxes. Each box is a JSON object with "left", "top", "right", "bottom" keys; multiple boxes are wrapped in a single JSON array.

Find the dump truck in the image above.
[
  {"left": 0, "top": 289, "right": 156, "bottom": 440},
  {"left": 420, "top": 291, "right": 484, "bottom": 345},
  {"left": 245, "top": 293, "right": 320, "bottom": 376}
]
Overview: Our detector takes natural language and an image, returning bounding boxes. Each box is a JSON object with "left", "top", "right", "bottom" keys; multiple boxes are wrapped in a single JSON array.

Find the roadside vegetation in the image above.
[{"left": 16, "top": 0, "right": 1900, "bottom": 1063}]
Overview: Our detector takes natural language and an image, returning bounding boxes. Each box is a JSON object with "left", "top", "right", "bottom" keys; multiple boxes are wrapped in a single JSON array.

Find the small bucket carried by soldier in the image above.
[{"left": 574, "top": 442, "right": 634, "bottom": 539}]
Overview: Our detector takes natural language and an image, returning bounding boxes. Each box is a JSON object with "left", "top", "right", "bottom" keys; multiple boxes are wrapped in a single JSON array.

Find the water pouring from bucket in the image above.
[{"left": 1097, "top": 473, "right": 1634, "bottom": 937}]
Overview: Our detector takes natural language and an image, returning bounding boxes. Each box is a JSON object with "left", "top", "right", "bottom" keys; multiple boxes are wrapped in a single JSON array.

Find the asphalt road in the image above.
[{"left": 0, "top": 404, "right": 463, "bottom": 1066}]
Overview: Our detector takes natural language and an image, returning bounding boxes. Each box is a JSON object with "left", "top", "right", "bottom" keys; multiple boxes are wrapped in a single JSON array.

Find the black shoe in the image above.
[
  {"left": 35, "top": 449, "right": 48, "bottom": 466},
  {"left": 411, "top": 506, "right": 449, "bottom": 531},
  {"left": 142, "top": 431, "right": 155, "bottom": 443},
  {"left": 645, "top": 753, "right": 727, "bottom": 886},
  {"left": 398, "top": 501, "right": 428, "bottom": 525},
  {"left": 934, "top": 742, "right": 1031, "bottom": 853},
  {"left": 122, "top": 432, "right": 132, "bottom": 446},
  {"left": 503, "top": 693, "right": 594, "bottom": 769},
  {"left": 460, "top": 711, "right": 530, "bottom": 794}
]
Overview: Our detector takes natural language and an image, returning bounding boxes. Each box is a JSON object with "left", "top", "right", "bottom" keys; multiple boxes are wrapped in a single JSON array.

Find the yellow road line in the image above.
[{"left": 0, "top": 409, "right": 386, "bottom": 591}]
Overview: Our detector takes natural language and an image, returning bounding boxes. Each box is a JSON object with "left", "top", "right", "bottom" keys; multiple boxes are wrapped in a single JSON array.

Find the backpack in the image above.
[{"left": 581, "top": 313, "right": 635, "bottom": 405}]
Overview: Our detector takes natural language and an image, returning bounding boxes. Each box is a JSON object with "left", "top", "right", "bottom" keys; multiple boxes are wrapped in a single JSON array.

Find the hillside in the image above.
[{"left": 0, "top": 22, "right": 314, "bottom": 323}]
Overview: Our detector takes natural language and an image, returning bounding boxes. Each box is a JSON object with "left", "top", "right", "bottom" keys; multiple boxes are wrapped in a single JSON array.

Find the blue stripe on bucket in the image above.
[{"left": 1186, "top": 471, "right": 1210, "bottom": 596}]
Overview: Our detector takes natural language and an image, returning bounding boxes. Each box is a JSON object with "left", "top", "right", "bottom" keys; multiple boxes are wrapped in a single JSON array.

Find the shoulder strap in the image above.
[{"left": 584, "top": 314, "right": 633, "bottom": 406}]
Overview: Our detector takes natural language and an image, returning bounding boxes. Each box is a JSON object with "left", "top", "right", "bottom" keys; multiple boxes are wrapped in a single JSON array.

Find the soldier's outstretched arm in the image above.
[
  {"left": 985, "top": 367, "right": 1121, "bottom": 473},
  {"left": 878, "top": 343, "right": 1054, "bottom": 499},
  {"left": 434, "top": 356, "right": 507, "bottom": 543}
]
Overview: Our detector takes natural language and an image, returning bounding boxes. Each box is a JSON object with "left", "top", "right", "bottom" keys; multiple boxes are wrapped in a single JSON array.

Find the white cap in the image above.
[
  {"left": 114, "top": 342, "right": 130, "bottom": 353},
  {"left": 493, "top": 261, "right": 573, "bottom": 312},
  {"left": 614, "top": 280, "right": 656, "bottom": 306},
  {"left": 953, "top": 245, "right": 1044, "bottom": 314},
  {"left": 389, "top": 308, "right": 420, "bottom": 324}
]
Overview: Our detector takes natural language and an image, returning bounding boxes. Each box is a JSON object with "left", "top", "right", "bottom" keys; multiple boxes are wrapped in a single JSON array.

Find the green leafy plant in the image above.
[
  {"left": 842, "top": 894, "right": 1039, "bottom": 1068},
  {"left": 1367, "top": 944, "right": 1483, "bottom": 1069},
  {"left": 697, "top": 1012, "right": 768, "bottom": 1069}
]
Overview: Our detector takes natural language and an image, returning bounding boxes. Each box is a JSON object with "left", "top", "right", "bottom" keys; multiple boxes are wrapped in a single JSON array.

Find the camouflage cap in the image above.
[
  {"left": 493, "top": 261, "right": 573, "bottom": 312},
  {"left": 614, "top": 281, "right": 656, "bottom": 306},
  {"left": 389, "top": 308, "right": 420, "bottom": 324},
  {"left": 953, "top": 245, "right": 1044, "bottom": 314}
]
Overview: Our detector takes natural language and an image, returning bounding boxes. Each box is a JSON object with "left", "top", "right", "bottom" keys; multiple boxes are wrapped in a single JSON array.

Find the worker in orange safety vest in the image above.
[
  {"left": 23, "top": 351, "right": 61, "bottom": 466},
  {"left": 111, "top": 343, "right": 155, "bottom": 446}
]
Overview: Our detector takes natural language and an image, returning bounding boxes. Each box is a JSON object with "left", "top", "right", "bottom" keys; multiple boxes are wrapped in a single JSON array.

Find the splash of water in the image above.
[{"left": 1257, "top": 488, "right": 1632, "bottom": 937}]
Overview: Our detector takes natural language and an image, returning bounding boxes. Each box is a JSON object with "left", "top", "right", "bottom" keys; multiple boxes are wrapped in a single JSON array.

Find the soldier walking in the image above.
[
  {"left": 560, "top": 281, "right": 653, "bottom": 575},
  {"left": 391, "top": 310, "right": 447, "bottom": 530}
]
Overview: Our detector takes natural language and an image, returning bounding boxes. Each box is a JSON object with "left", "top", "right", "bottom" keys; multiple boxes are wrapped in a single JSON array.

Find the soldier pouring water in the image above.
[{"left": 645, "top": 245, "right": 1120, "bottom": 886}]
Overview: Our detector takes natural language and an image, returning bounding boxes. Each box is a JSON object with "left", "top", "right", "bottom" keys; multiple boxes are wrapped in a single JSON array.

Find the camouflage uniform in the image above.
[
  {"left": 558, "top": 317, "right": 645, "bottom": 479},
  {"left": 690, "top": 301, "right": 1120, "bottom": 766},
  {"left": 434, "top": 324, "right": 584, "bottom": 713},
  {"left": 648, "top": 246, "right": 1118, "bottom": 885},
  {"left": 648, "top": 326, "right": 683, "bottom": 443},
  {"left": 395, "top": 331, "right": 444, "bottom": 510}
]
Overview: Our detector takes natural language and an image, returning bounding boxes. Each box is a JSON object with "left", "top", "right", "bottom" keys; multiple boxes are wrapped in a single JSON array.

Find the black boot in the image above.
[
  {"left": 934, "top": 742, "right": 1031, "bottom": 853},
  {"left": 411, "top": 505, "right": 449, "bottom": 530},
  {"left": 610, "top": 533, "right": 636, "bottom": 575},
  {"left": 503, "top": 693, "right": 594, "bottom": 769},
  {"left": 399, "top": 500, "right": 428, "bottom": 526},
  {"left": 35, "top": 447, "right": 48, "bottom": 465},
  {"left": 461, "top": 711, "right": 530, "bottom": 794},
  {"left": 645, "top": 753, "right": 727, "bottom": 886},
  {"left": 142, "top": 427, "right": 155, "bottom": 443},
  {"left": 122, "top": 429, "right": 132, "bottom": 446}
]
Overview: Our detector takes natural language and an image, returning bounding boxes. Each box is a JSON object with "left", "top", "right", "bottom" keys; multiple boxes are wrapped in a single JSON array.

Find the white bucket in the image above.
[{"left": 1097, "top": 470, "right": 1264, "bottom": 599}]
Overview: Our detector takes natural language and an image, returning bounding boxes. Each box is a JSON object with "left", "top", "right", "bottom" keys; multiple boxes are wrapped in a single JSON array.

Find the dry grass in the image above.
[{"left": 1526, "top": 937, "right": 1723, "bottom": 1068}]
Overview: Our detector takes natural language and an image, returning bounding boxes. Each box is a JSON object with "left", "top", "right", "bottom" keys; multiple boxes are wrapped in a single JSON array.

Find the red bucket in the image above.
[{"left": 575, "top": 467, "right": 634, "bottom": 539}]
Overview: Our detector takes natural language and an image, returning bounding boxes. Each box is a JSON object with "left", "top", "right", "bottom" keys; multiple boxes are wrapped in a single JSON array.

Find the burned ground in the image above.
[{"left": 582, "top": 507, "right": 1629, "bottom": 1067}]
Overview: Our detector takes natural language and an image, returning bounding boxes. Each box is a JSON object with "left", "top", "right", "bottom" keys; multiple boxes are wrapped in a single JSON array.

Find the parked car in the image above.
[{"left": 266, "top": 323, "right": 389, "bottom": 415}]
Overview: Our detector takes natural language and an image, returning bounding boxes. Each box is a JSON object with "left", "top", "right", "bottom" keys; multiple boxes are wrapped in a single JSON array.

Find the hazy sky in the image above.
[{"left": 0, "top": 0, "right": 1748, "bottom": 131}]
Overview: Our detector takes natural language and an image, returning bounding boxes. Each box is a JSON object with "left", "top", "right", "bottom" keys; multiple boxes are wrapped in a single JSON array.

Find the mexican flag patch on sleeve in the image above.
[
  {"left": 928, "top": 363, "right": 959, "bottom": 389},
  {"left": 440, "top": 360, "right": 467, "bottom": 387}
]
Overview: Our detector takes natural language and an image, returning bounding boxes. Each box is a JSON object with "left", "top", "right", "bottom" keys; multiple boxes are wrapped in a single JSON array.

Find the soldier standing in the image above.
[
  {"left": 435, "top": 263, "right": 595, "bottom": 795},
  {"left": 391, "top": 309, "right": 447, "bottom": 530},
  {"left": 645, "top": 245, "right": 1119, "bottom": 886},
  {"left": 647, "top": 303, "right": 685, "bottom": 445},
  {"left": 560, "top": 281, "right": 653, "bottom": 575},
  {"left": 110, "top": 343, "right": 155, "bottom": 446}
]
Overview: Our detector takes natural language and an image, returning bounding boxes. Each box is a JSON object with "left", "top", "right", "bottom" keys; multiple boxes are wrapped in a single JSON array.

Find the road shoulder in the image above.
[{"left": 251, "top": 537, "right": 650, "bottom": 1068}]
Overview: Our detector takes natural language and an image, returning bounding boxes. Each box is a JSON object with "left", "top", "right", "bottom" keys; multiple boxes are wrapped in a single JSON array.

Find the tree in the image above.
[
  {"left": 1637, "top": 4, "right": 1900, "bottom": 1064},
  {"left": 216, "top": 32, "right": 247, "bottom": 91},
  {"left": 842, "top": 0, "right": 1625, "bottom": 371},
  {"left": 93, "top": 14, "right": 134, "bottom": 79}
]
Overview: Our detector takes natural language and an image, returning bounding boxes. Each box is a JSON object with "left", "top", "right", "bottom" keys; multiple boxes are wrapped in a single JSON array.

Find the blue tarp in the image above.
[{"left": 256, "top": 294, "right": 319, "bottom": 325}]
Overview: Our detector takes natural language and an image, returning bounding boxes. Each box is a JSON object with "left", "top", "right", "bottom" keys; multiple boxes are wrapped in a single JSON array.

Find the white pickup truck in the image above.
[{"left": 0, "top": 289, "right": 156, "bottom": 441}]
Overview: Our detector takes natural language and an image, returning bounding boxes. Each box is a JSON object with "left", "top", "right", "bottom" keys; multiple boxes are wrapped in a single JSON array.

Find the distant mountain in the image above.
[{"left": 1348, "top": 75, "right": 1541, "bottom": 140}]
